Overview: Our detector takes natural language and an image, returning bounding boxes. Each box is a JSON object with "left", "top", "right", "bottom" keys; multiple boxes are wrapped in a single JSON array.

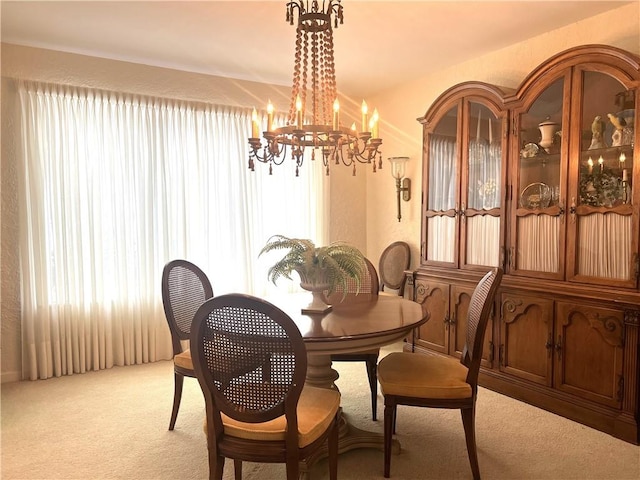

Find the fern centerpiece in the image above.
[{"left": 259, "top": 235, "right": 366, "bottom": 314}]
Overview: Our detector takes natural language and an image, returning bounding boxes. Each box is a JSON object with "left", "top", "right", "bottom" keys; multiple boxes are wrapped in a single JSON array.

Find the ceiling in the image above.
[{"left": 1, "top": 1, "right": 632, "bottom": 97}]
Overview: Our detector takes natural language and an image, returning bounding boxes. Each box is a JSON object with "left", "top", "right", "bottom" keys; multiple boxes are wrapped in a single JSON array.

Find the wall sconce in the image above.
[{"left": 388, "top": 157, "right": 411, "bottom": 222}]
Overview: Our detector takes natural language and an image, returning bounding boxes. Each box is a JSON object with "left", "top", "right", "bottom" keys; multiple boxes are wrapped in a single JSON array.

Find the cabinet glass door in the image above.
[
  {"left": 511, "top": 76, "right": 567, "bottom": 279},
  {"left": 425, "top": 104, "right": 459, "bottom": 265},
  {"left": 462, "top": 101, "right": 502, "bottom": 268},
  {"left": 568, "top": 69, "right": 637, "bottom": 287}
]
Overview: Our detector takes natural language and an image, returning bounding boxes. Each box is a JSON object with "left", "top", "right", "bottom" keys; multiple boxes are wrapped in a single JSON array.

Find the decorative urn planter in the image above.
[{"left": 296, "top": 268, "right": 333, "bottom": 314}]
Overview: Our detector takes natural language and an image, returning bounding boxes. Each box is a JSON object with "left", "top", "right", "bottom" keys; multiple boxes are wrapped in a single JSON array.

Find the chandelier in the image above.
[{"left": 248, "top": 0, "right": 382, "bottom": 176}]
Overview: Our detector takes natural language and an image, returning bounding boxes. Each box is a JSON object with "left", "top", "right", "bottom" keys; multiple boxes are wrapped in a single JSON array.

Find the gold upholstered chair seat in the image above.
[
  {"left": 173, "top": 350, "right": 193, "bottom": 370},
  {"left": 378, "top": 352, "right": 471, "bottom": 399},
  {"left": 206, "top": 385, "right": 341, "bottom": 448}
]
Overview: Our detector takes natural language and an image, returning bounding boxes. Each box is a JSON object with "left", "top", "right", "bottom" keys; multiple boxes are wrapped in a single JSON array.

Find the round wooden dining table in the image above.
[{"left": 267, "top": 292, "right": 429, "bottom": 467}]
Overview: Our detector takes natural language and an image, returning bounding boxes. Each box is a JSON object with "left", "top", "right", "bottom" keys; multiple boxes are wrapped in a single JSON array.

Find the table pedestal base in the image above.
[
  {"left": 300, "top": 412, "right": 401, "bottom": 477},
  {"left": 300, "top": 354, "right": 401, "bottom": 477}
]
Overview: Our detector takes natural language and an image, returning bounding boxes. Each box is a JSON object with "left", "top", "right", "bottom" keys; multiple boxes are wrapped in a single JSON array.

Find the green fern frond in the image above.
[{"left": 259, "top": 235, "right": 366, "bottom": 294}]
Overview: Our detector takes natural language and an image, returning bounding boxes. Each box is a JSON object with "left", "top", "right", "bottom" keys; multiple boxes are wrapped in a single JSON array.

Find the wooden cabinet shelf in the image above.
[{"left": 409, "top": 45, "right": 640, "bottom": 444}]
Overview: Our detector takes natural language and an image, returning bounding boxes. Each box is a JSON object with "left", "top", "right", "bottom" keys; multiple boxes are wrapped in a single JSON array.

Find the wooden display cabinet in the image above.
[{"left": 409, "top": 45, "right": 640, "bottom": 444}]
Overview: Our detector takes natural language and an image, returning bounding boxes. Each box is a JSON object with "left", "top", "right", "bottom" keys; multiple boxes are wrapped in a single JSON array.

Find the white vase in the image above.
[{"left": 539, "top": 120, "right": 559, "bottom": 153}]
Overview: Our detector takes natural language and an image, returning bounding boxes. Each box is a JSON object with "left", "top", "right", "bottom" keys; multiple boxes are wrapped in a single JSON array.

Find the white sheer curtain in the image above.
[
  {"left": 428, "top": 135, "right": 457, "bottom": 212},
  {"left": 17, "top": 80, "right": 327, "bottom": 380},
  {"left": 466, "top": 216, "right": 500, "bottom": 266},
  {"left": 466, "top": 107, "right": 501, "bottom": 267},
  {"left": 427, "top": 135, "right": 457, "bottom": 263},
  {"left": 578, "top": 213, "right": 630, "bottom": 279},
  {"left": 517, "top": 215, "right": 559, "bottom": 272}
]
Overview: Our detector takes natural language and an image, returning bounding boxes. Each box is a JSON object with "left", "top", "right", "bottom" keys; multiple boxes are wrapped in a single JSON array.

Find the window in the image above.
[{"left": 18, "top": 80, "right": 327, "bottom": 379}]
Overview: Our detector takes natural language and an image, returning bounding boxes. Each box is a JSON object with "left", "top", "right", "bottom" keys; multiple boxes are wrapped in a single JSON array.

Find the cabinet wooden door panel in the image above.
[
  {"left": 451, "top": 285, "right": 472, "bottom": 356},
  {"left": 554, "top": 302, "right": 624, "bottom": 408},
  {"left": 414, "top": 280, "right": 450, "bottom": 354},
  {"left": 451, "top": 284, "right": 494, "bottom": 366},
  {"left": 500, "top": 294, "right": 554, "bottom": 386}
]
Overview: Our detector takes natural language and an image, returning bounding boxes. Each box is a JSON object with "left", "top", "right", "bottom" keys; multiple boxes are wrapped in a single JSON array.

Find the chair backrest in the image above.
[
  {"left": 161, "top": 259, "right": 214, "bottom": 354},
  {"left": 190, "top": 294, "right": 306, "bottom": 446},
  {"left": 461, "top": 267, "right": 503, "bottom": 385},
  {"left": 324, "top": 257, "right": 379, "bottom": 304},
  {"left": 379, "top": 241, "right": 411, "bottom": 295}
]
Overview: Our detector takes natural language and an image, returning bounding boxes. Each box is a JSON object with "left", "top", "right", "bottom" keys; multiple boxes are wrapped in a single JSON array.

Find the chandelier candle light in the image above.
[{"left": 248, "top": 0, "right": 383, "bottom": 176}]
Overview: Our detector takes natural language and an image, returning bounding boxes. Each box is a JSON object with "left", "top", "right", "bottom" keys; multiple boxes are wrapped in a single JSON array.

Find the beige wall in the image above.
[
  {"left": 2, "top": 2, "right": 639, "bottom": 381},
  {"left": 365, "top": 2, "right": 640, "bottom": 269}
]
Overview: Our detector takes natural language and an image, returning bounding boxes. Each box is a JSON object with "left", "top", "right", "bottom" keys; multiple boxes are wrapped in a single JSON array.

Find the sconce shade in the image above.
[
  {"left": 388, "top": 157, "right": 411, "bottom": 222},
  {"left": 388, "top": 156, "right": 409, "bottom": 179}
]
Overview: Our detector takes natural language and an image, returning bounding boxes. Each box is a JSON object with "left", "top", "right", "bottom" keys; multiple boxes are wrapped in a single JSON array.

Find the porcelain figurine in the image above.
[
  {"left": 608, "top": 112, "right": 633, "bottom": 146},
  {"left": 588, "top": 115, "right": 606, "bottom": 149}
]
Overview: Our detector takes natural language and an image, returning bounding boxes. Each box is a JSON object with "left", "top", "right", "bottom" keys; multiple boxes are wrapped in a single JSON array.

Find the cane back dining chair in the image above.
[
  {"left": 190, "top": 293, "right": 340, "bottom": 480},
  {"left": 377, "top": 267, "right": 503, "bottom": 479},
  {"left": 161, "top": 259, "right": 214, "bottom": 430},
  {"left": 327, "top": 257, "right": 381, "bottom": 420},
  {"left": 378, "top": 241, "right": 411, "bottom": 297}
]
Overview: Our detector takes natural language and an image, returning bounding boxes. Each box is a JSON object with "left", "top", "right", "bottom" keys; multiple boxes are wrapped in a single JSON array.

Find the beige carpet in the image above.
[{"left": 2, "top": 342, "right": 639, "bottom": 480}]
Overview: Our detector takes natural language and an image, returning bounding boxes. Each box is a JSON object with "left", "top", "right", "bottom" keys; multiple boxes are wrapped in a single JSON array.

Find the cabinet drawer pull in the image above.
[
  {"left": 555, "top": 335, "right": 563, "bottom": 359},
  {"left": 545, "top": 335, "right": 554, "bottom": 357},
  {"left": 569, "top": 197, "right": 576, "bottom": 224}
]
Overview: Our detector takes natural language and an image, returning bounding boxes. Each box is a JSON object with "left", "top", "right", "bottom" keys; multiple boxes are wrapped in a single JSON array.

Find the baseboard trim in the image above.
[{"left": 1, "top": 370, "right": 22, "bottom": 384}]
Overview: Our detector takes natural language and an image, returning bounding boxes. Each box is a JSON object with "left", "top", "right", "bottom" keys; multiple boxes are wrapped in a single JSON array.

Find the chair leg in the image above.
[
  {"left": 365, "top": 355, "right": 378, "bottom": 420},
  {"left": 461, "top": 404, "right": 481, "bottom": 480},
  {"left": 233, "top": 459, "right": 242, "bottom": 480},
  {"left": 285, "top": 459, "right": 299, "bottom": 480},
  {"left": 392, "top": 405, "right": 397, "bottom": 435},
  {"left": 169, "top": 372, "right": 184, "bottom": 430},
  {"left": 328, "top": 415, "right": 339, "bottom": 480},
  {"left": 210, "top": 450, "right": 224, "bottom": 480},
  {"left": 383, "top": 401, "right": 395, "bottom": 478}
]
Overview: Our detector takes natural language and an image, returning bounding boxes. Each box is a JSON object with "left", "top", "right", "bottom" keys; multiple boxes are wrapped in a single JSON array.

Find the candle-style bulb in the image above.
[
  {"left": 295, "top": 95, "right": 303, "bottom": 129},
  {"left": 332, "top": 98, "right": 340, "bottom": 131},
  {"left": 371, "top": 108, "right": 380, "bottom": 139},
  {"left": 251, "top": 108, "right": 260, "bottom": 138},
  {"left": 266, "top": 100, "right": 274, "bottom": 132},
  {"left": 361, "top": 100, "right": 369, "bottom": 132}
]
